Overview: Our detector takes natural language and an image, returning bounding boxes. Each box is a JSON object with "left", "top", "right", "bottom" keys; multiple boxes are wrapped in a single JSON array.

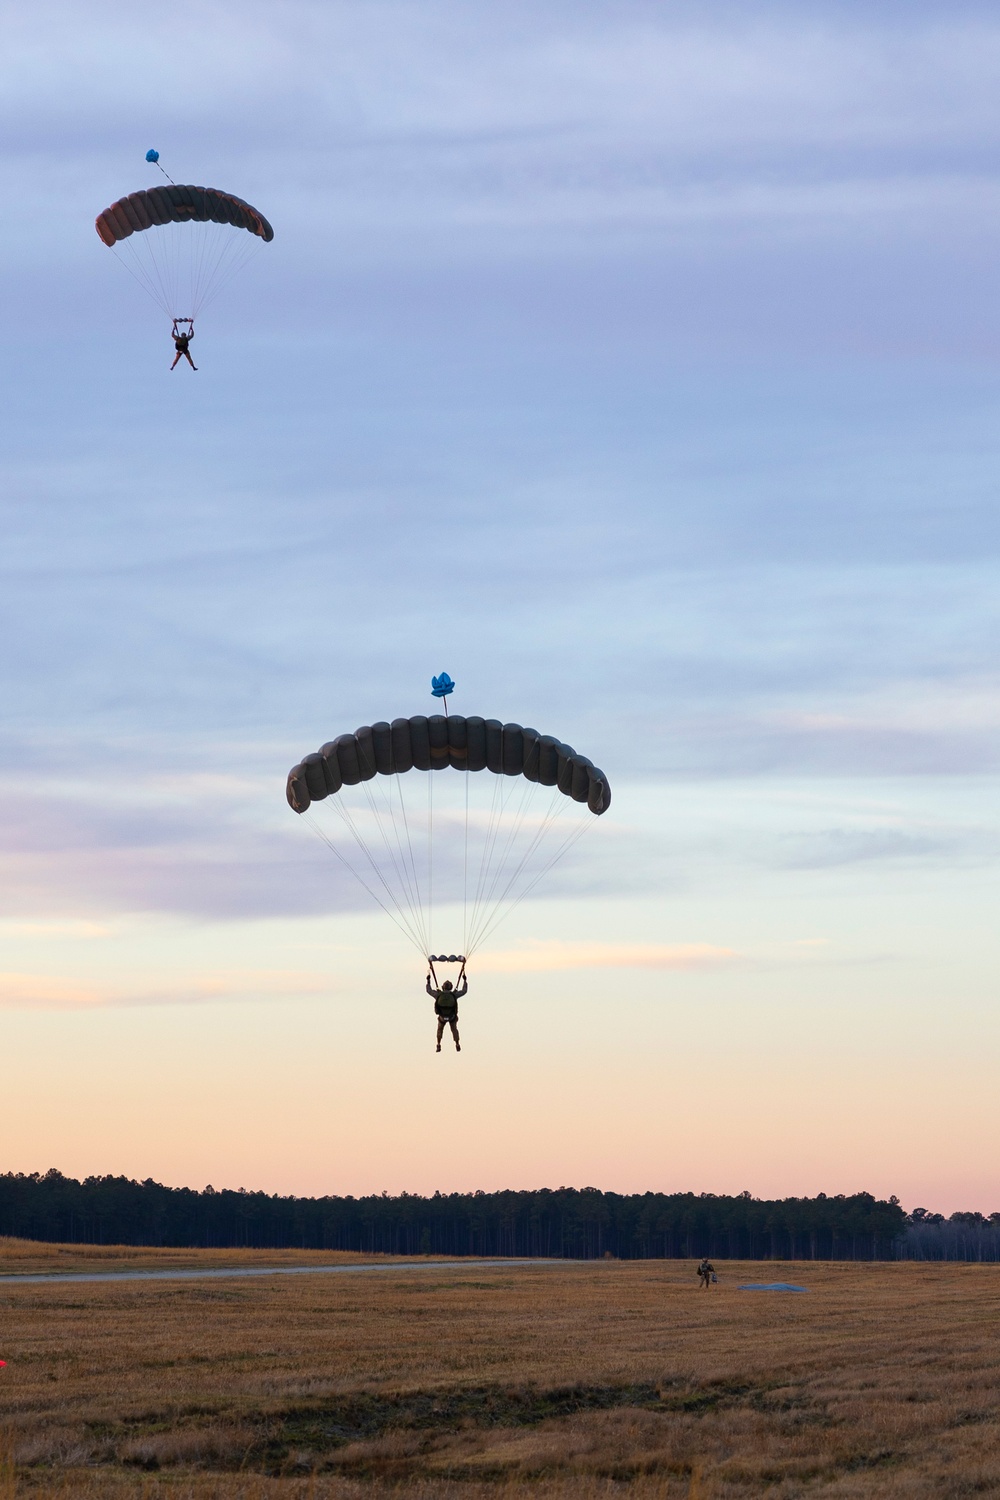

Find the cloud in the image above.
[
  {"left": 777, "top": 827, "right": 992, "bottom": 872},
  {"left": 0, "top": 763, "right": 618, "bottom": 922},
  {"left": 0, "top": 975, "right": 108, "bottom": 1010},
  {"left": 0, "top": 967, "right": 339, "bottom": 1011},
  {"left": 10, "top": 1, "right": 1000, "bottom": 298},
  {"left": 0, "top": 0, "right": 998, "bottom": 938},
  {"left": 476, "top": 941, "right": 738, "bottom": 974},
  {"left": 1, "top": 921, "right": 111, "bottom": 939}
]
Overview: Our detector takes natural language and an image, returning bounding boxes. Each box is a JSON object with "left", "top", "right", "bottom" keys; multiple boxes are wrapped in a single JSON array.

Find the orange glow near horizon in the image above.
[{"left": 3, "top": 774, "right": 998, "bottom": 1218}]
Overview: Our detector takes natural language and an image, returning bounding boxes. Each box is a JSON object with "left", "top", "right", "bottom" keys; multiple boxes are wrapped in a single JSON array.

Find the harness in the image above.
[
  {"left": 428, "top": 953, "right": 466, "bottom": 992},
  {"left": 429, "top": 953, "right": 465, "bottom": 1017}
]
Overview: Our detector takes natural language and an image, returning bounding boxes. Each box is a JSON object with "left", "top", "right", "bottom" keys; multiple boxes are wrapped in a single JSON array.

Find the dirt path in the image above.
[{"left": 0, "top": 1255, "right": 571, "bottom": 1287}]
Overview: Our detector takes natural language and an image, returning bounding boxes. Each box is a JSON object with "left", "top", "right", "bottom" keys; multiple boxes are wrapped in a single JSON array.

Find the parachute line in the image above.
[
  {"left": 325, "top": 796, "right": 429, "bottom": 955},
  {"left": 427, "top": 769, "right": 434, "bottom": 957},
  {"left": 463, "top": 768, "right": 470, "bottom": 954},
  {"left": 466, "top": 782, "right": 566, "bottom": 955},
  {"left": 465, "top": 784, "right": 563, "bottom": 955},
  {"left": 464, "top": 770, "right": 505, "bottom": 953},
  {"left": 110, "top": 221, "right": 263, "bottom": 320},
  {"left": 354, "top": 736, "right": 432, "bottom": 954},
  {"left": 469, "top": 815, "right": 594, "bottom": 955},
  {"left": 473, "top": 776, "right": 544, "bottom": 925},
  {"left": 305, "top": 815, "right": 426, "bottom": 956},
  {"left": 307, "top": 769, "right": 595, "bottom": 965}
]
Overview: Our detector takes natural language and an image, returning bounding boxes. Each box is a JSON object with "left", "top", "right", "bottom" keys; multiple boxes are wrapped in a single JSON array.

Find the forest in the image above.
[
  {"left": 2, "top": 1172, "right": 993, "bottom": 1260},
  {"left": 0, "top": 1171, "right": 920, "bottom": 1259}
]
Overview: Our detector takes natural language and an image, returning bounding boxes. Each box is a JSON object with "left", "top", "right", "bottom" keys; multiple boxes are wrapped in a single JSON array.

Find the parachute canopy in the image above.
[
  {"left": 95, "top": 186, "right": 274, "bottom": 247},
  {"left": 287, "top": 716, "right": 611, "bottom": 818},
  {"left": 96, "top": 179, "right": 273, "bottom": 320},
  {"left": 288, "top": 714, "right": 610, "bottom": 960}
]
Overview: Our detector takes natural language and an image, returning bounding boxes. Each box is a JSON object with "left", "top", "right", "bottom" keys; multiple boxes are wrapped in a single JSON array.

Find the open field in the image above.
[
  {"left": 2, "top": 1242, "right": 1000, "bottom": 1498},
  {"left": 0, "top": 1242, "right": 385, "bottom": 1279}
]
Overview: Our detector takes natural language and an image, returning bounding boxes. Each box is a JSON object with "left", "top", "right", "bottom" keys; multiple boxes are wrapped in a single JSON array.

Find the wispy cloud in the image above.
[
  {"left": 0, "top": 975, "right": 108, "bottom": 1010},
  {"left": 477, "top": 941, "right": 738, "bottom": 974},
  {"left": 0, "top": 968, "right": 338, "bottom": 1011},
  {"left": 1, "top": 920, "right": 112, "bottom": 939}
]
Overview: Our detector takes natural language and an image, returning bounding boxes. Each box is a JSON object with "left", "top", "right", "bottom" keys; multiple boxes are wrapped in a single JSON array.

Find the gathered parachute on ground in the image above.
[
  {"left": 287, "top": 676, "right": 611, "bottom": 970},
  {"left": 95, "top": 150, "right": 273, "bottom": 322}
]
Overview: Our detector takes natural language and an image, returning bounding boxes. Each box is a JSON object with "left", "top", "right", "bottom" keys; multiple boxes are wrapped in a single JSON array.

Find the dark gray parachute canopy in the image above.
[
  {"left": 287, "top": 716, "right": 611, "bottom": 818},
  {"left": 95, "top": 185, "right": 274, "bottom": 246}
]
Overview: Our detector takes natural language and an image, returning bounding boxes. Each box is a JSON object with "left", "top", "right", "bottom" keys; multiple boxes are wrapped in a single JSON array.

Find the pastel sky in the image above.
[{"left": 3, "top": 0, "right": 1000, "bottom": 1213}]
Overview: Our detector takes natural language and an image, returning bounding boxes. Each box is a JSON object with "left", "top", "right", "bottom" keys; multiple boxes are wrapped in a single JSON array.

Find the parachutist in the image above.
[
  {"left": 170, "top": 319, "right": 197, "bottom": 370},
  {"left": 96, "top": 184, "right": 273, "bottom": 335},
  {"left": 427, "top": 973, "right": 466, "bottom": 1052},
  {"left": 286, "top": 715, "right": 609, "bottom": 1006}
]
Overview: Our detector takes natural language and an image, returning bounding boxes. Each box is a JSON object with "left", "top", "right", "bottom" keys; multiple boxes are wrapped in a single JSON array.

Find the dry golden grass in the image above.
[
  {"left": 0, "top": 1238, "right": 385, "bottom": 1278},
  {"left": 2, "top": 1246, "right": 1000, "bottom": 1497}
]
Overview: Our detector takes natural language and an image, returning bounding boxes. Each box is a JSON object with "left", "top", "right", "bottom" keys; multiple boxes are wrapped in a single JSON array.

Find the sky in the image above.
[{"left": 2, "top": 0, "right": 1000, "bottom": 1213}]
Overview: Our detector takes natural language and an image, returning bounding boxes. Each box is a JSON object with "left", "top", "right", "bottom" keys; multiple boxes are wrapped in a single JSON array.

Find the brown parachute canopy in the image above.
[
  {"left": 95, "top": 185, "right": 274, "bottom": 247},
  {"left": 287, "top": 715, "right": 612, "bottom": 818}
]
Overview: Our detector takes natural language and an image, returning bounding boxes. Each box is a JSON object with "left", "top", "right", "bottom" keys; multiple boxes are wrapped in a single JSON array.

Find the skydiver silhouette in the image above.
[
  {"left": 427, "top": 973, "right": 466, "bottom": 1052},
  {"left": 170, "top": 319, "right": 197, "bottom": 370}
]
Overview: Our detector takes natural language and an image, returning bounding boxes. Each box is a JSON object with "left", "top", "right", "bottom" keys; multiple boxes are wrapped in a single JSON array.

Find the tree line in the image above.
[
  {"left": 0, "top": 1172, "right": 911, "bottom": 1259},
  {"left": 903, "top": 1208, "right": 1000, "bottom": 1262}
]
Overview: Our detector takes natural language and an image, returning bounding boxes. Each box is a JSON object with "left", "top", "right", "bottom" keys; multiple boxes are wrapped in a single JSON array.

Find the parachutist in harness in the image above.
[
  {"left": 285, "top": 685, "right": 612, "bottom": 1058},
  {"left": 427, "top": 958, "right": 466, "bottom": 1052},
  {"left": 170, "top": 319, "right": 197, "bottom": 370}
]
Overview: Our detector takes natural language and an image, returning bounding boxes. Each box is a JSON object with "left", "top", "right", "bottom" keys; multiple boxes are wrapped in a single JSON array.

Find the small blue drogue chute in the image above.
[
  {"left": 431, "top": 672, "right": 455, "bottom": 699},
  {"left": 145, "top": 149, "right": 160, "bottom": 163}
]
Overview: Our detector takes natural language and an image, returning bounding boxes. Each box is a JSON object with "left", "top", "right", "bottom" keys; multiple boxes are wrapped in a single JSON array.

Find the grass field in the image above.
[{"left": 2, "top": 1239, "right": 999, "bottom": 1498}]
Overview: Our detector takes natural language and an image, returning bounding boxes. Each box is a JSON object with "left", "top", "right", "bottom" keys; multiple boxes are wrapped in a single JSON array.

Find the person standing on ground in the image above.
[{"left": 697, "top": 1258, "right": 716, "bottom": 1288}]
